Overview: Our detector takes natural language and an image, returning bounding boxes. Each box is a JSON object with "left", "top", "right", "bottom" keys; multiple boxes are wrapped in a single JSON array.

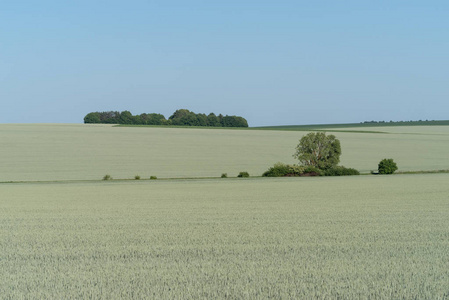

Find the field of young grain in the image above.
[
  {"left": 1, "top": 124, "right": 449, "bottom": 182},
  {"left": 1, "top": 175, "right": 448, "bottom": 298}
]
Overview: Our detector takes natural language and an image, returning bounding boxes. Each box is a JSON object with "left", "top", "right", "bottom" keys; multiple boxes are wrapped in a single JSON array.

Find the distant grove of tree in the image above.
[
  {"left": 84, "top": 109, "right": 249, "bottom": 127},
  {"left": 362, "top": 119, "right": 435, "bottom": 124}
]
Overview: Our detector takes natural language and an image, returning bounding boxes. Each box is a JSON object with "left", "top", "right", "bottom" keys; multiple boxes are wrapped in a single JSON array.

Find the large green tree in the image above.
[
  {"left": 83, "top": 112, "right": 101, "bottom": 123},
  {"left": 293, "top": 132, "right": 341, "bottom": 170}
]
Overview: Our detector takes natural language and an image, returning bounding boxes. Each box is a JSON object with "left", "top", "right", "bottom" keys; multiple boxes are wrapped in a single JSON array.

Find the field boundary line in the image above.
[{"left": 2, "top": 170, "right": 449, "bottom": 185}]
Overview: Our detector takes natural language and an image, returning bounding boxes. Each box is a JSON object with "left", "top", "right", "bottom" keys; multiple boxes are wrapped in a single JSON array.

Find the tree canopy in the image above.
[
  {"left": 84, "top": 109, "right": 248, "bottom": 127},
  {"left": 293, "top": 132, "right": 341, "bottom": 170},
  {"left": 378, "top": 158, "right": 398, "bottom": 174}
]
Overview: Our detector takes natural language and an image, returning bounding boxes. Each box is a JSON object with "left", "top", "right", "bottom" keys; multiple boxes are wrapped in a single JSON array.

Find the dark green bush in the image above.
[
  {"left": 262, "top": 163, "right": 324, "bottom": 177},
  {"left": 378, "top": 158, "right": 398, "bottom": 174},
  {"left": 237, "top": 171, "right": 250, "bottom": 178},
  {"left": 134, "top": 175, "right": 141, "bottom": 180},
  {"left": 150, "top": 176, "right": 157, "bottom": 180},
  {"left": 262, "top": 163, "right": 292, "bottom": 177},
  {"left": 103, "top": 174, "right": 112, "bottom": 180},
  {"left": 84, "top": 112, "right": 101, "bottom": 123},
  {"left": 221, "top": 173, "right": 228, "bottom": 178},
  {"left": 301, "top": 166, "right": 324, "bottom": 176},
  {"left": 324, "top": 166, "right": 360, "bottom": 176}
]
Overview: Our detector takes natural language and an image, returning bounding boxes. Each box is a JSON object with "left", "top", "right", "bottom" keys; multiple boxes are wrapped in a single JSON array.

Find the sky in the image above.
[{"left": 1, "top": 1, "right": 448, "bottom": 126}]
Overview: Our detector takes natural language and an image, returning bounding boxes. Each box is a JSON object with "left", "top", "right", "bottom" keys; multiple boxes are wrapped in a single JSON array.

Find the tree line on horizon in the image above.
[{"left": 83, "top": 109, "right": 249, "bottom": 127}]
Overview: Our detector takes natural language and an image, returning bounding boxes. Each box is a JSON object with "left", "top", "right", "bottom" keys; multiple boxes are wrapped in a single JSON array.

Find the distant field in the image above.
[
  {"left": 1, "top": 123, "right": 449, "bottom": 181},
  {"left": 254, "top": 120, "right": 449, "bottom": 131},
  {"left": 322, "top": 125, "right": 449, "bottom": 135},
  {"left": 2, "top": 175, "right": 449, "bottom": 298}
]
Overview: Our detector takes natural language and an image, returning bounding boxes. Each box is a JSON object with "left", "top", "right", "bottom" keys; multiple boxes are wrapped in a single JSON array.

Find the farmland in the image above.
[
  {"left": 1, "top": 123, "right": 449, "bottom": 298},
  {"left": 2, "top": 175, "right": 449, "bottom": 299},
  {"left": 1, "top": 123, "right": 449, "bottom": 182}
]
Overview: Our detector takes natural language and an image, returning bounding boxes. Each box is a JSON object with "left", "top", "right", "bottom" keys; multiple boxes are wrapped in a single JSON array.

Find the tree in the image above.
[
  {"left": 196, "top": 113, "right": 208, "bottom": 126},
  {"left": 119, "top": 110, "right": 134, "bottom": 124},
  {"left": 378, "top": 158, "right": 398, "bottom": 174},
  {"left": 293, "top": 132, "right": 341, "bottom": 170},
  {"left": 99, "top": 111, "right": 120, "bottom": 123},
  {"left": 83, "top": 109, "right": 248, "bottom": 127},
  {"left": 84, "top": 112, "right": 101, "bottom": 123},
  {"left": 222, "top": 115, "right": 249, "bottom": 127},
  {"left": 169, "top": 109, "right": 191, "bottom": 124},
  {"left": 140, "top": 113, "right": 166, "bottom": 125},
  {"left": 169, "top": 109, "right": 197, "bottom": 126},
  {"left": 207, "top": 113, "right": 221, "bottom": 127}
]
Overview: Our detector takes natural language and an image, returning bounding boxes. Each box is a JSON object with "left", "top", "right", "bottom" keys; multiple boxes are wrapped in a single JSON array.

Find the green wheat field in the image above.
[
  {"left": 1, "top": 124, "right": 449, "bottom": 298},
  {"left": 1, "top": 123, "right": 449, "bottom": 181}
]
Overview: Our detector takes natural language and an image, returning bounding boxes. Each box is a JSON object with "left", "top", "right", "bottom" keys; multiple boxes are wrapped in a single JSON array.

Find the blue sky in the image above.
[{"left": 1, "top": 1, "right": 448, "bottom": 126}]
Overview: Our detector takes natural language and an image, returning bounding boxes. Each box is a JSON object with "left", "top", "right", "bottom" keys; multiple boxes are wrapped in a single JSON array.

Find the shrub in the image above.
[
  {"left": 301, "top": 166, "right": 324, "bottom": 176},
  {"left": 237, "top": 171, "right": 249, "bottom": 178},
  {"left": 262, "top": 164, "right": 323, "bottom": 177},
  {"left": 150, "top": 176, "right": 157, "bottom": 180},
  {"left": 221, "top": 173, "right": 228, "bottom": 178},
  {"left": 324, "top": 166, "right": 360, "bottom": 176},
  {"left": 134, "top": 175, "right": 141, "bottom": 180},
  {"left": 378, "top": 158, "right": 398, "bottom": 174},
  {"left": 287, "top": 165, "right": 307, "bottom": 176},
  {"left": 103, "top": 174, "right": 112, "bottom": 180},
  {"left": 262, "top": 162, "right": 291, "bottom": 177}
]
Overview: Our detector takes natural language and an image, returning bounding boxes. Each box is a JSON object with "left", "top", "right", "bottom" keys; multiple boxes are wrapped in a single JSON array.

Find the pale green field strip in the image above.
[
  {"left": 253, "top": 120, "right": 449, "bottom": 131},
  {"left": 118, "top": 124, "right": 389, "bottom": 134},
  {"left": 1, "top": 175, "right": 449, "bottom": 299},
  {"left": 321, "top": 125, "right": 449, "bottom": 135},
  {"left": 119, "top": 123, "right": 449, "bottom": 135},
  {"left": 1, "top": 124, "right": 449, "bottom": 181},
  {"left": 0, "top": 175, "right": 265, "bottom": 185}
]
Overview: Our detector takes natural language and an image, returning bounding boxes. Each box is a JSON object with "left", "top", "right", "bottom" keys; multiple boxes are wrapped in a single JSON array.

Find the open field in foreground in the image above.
[
  {"left": 1, "top": 123, "right": 449, "bottom": 181},
  {"left": 1, "top": 174, "right": 449, "bottom": 299}
]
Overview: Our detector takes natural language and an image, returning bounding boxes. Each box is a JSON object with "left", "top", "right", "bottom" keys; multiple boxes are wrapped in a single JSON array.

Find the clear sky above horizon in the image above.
[{"left": 1, "top": 1, "right": 448, "bottom": 126}]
